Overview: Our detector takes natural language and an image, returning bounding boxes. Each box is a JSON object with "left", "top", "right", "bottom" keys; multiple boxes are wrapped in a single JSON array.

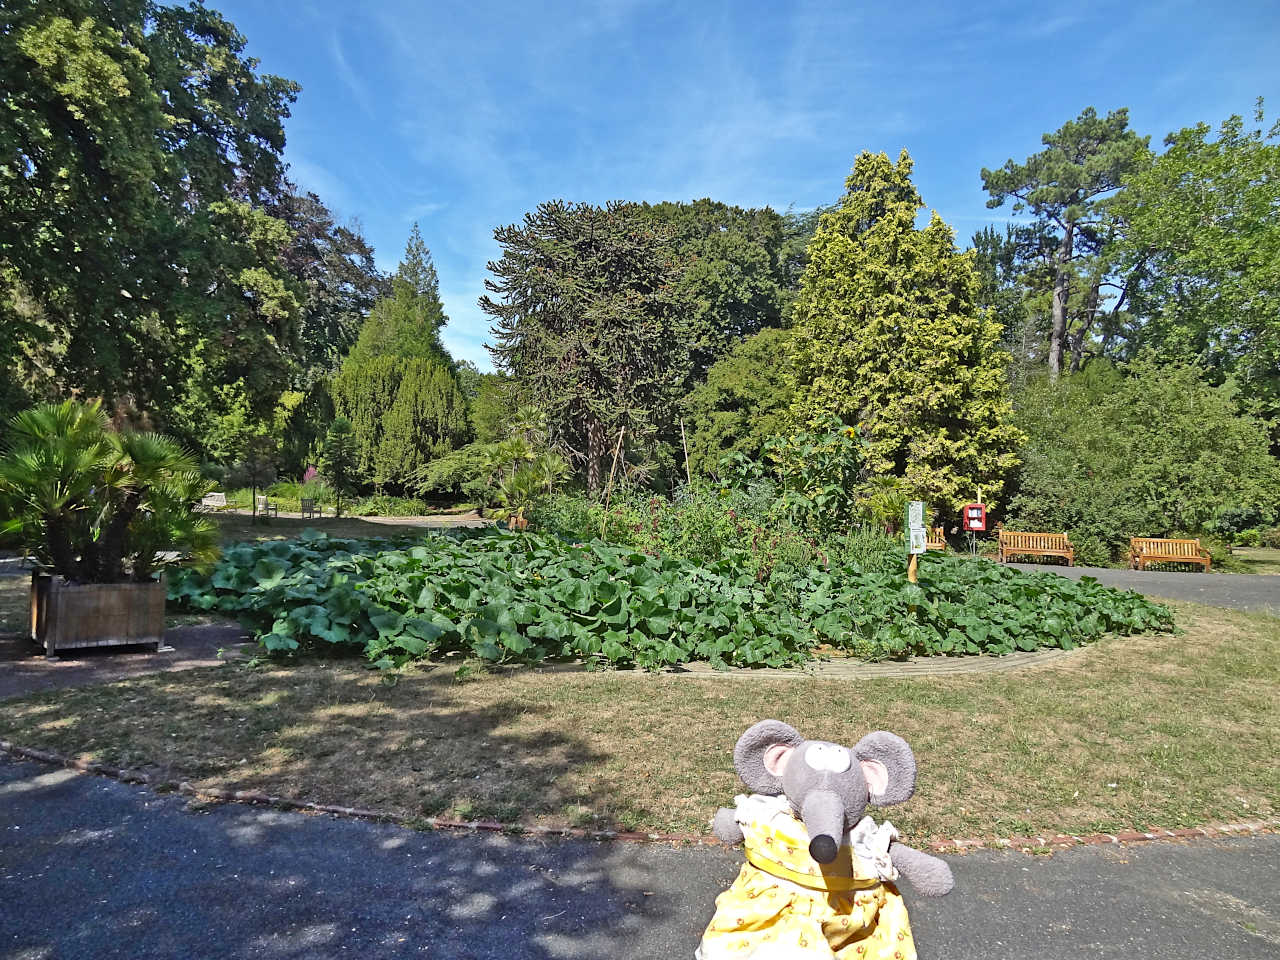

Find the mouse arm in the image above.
[
  {"left": 888, "top": 841, "right": 954, "bottom": 897},
  {"left": 712, "top": 806, "right": 745, "bottom": 845}
]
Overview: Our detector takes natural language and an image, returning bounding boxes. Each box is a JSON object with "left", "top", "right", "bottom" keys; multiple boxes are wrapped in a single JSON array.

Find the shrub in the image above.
[
  {"left": 0, "top": 400, "right": 218, "bottom": 582},
  {"left": 1007, "top": 360, "right": 1280, "bottom": 562},
  {"left": 347, "top": 494, "right": 432, "bottom": 517},
  {"left": 1235, "top": 528, "right": 1262, "bottom": 548}
]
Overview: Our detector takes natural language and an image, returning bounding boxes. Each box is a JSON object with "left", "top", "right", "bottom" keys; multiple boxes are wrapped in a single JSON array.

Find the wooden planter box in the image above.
[{"left": 30, "top": 573, "right": 167, "bottom": 658}]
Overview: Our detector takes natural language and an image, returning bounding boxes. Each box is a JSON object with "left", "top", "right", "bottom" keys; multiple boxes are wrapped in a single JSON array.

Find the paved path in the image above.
[
  {"left": 1008, "top": 563, "right": 1280, "bottom": 614},
  {"left": 2, "top": 756, "right": 1277, "bottom": 960}
]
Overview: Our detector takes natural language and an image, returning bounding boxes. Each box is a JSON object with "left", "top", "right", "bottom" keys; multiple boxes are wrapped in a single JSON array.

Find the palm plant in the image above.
[{"left": 0, "top": 400, "right": 219, "bottom": 582}]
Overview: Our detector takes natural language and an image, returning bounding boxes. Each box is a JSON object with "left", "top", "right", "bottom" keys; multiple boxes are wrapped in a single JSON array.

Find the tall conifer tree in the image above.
[
  {"left": 790, "top": 150, "right": 1022, "bottom": 511},
  {"left": 481, "top": 201, "right": 688, "bottom": 492}
]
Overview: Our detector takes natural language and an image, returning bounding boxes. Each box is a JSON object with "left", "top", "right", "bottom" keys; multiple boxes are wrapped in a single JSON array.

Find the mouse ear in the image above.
[
  {"left": 854, "top": 731, "right": 916, "bottom": 805},
  {"left": 734, "top": 720, "right": 804, "bottom": 795}
]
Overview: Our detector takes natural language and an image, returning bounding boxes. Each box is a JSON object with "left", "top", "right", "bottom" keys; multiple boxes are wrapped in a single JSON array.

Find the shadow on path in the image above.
[{"left": 4, "top": 755, "right": 1279, "bottom": 959}]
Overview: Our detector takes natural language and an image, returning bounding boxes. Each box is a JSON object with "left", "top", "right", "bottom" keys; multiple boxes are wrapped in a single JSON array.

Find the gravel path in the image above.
[{"left": 2, "top": 755, "right": 1277, "bottom": 959}]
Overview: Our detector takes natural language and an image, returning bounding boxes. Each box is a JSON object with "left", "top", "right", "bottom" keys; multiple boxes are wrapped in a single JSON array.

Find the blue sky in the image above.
[{"left": 218, "top": 0, "right": 1279, "bottom": 371}]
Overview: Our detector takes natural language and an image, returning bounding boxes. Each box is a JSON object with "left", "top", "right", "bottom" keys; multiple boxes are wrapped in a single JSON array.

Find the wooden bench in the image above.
[
  {"left": 925, "top": 527, "right": 946, "bottom": 551},
  {"left": 300, "top": 497, "right": 320, "bottom": 520},
  {"left": 255, "top": 495, "right": 278, "bottom": 518},
  {"left": 199, "top": 492, "right": 227, "bottom": 511},
  {"left": 1129, "top": 537, "right": 1211, "bottom": 571},
  {"left": 998, "top": 530, "right": 1074, "bottom": 566}
]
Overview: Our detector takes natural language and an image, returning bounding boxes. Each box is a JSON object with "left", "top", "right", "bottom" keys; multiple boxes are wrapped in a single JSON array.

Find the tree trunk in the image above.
[
  {"left": 44, "top": 515, "right": 82, "bottom": 582},
  {"left": 1069, "top": 276, "right": 1102, "bottom": 374},
  {"left": 1049, "top": 223, "right": 1075, "bottom": 380},
  {"left": 95, "top": 491, "right": 143, "bottom": 582},
  {"left": 586, "top": 419, "right": 603, "bottom": 496}
]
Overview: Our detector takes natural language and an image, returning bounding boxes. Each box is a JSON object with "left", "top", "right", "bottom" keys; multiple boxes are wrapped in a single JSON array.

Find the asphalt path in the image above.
[
  {"left": 2, "top": 756, "right": 1277, "bottom": 960},
  {"left": 1006, "top": 563, "right": 1280, "bottom": 614}
]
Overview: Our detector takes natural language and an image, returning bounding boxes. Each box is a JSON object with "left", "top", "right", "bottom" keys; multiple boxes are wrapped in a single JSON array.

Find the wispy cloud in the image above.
[{"left": 328, "top": 32, "right": 375, "bottom": 118}]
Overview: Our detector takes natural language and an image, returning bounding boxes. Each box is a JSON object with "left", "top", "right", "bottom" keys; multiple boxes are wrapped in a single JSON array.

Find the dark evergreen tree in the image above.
[
  {"left": 636, "top": 199, "right": 786, "bottom": 381},
  {"left": 481, "top": 201, "right": 689, "bottom": 492}
]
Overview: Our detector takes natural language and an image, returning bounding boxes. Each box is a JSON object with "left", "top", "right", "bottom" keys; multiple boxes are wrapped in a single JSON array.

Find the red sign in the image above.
[{"left": 962, "top": 503, "right": 987, "bottom": 532}]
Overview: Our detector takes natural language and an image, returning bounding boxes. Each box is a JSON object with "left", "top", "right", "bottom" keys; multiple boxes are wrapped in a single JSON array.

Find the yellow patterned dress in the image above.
[{"left": 698, "top": 794, "right": 917, "bottom": 960}]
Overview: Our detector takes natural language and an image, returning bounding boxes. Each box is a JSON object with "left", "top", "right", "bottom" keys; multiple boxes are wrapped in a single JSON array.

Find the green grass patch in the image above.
[{"left": 0, "top": 601, "right": 1272, "bottom": 841}]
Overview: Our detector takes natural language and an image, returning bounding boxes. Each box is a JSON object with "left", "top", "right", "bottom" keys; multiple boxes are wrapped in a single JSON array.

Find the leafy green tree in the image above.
[
  {"left": 637, "top": 200, "right": 786, "bottom": 380},
  {"left": 779, "top": 202, "right": 838, "bottom": 319},
  {"left": 482, "top": 200, "right": 689, "bottom": 492},
  {"left": 461, "top": 367, "right": 516, "bottom": 443},
  {"left": 0, "top": 0, "right": 299, "bottom": 410},
  {"left": 318, "top": 418, "right": 357, "bottom": 517},
  {"left": 267, "top": 186, "right": 389, "bottom": 374},
  {"left": 682, "top": 327, "right": 795, "bottom": 476},
  {"left": 982, "top": 108, "right": 1150, "bottom": 377},
  {"left": 1008, "top": 359, "right": 1280, "bottom": 562},
  {"left": 790, "top": 150, "right": 1023, "bottom": 513},
  {"left": 1109, "top": 102, "right": 1280, "bottom": 434}
]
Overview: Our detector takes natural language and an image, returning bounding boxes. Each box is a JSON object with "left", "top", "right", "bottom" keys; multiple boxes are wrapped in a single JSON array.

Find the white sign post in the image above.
[{"left": 906, "top": 500, "right": 926, "bottom": 583}]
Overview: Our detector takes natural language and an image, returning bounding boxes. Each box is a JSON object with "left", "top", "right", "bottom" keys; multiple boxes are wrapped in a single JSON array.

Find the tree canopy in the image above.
[
  {"left": 982, "top": 107, "right": 1150, "bottom": 378},
  {"left": 1109, "top": 102, "right": 1280, "bottom": 431}
]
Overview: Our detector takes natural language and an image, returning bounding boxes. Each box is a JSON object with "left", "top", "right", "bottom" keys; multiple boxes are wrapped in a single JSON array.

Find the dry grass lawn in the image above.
[
  {"left": 1, "top": 600, "right": 1276, "bottom": 843},
  {"left": 210, "top": 512, "right": 465, "bottom": 544}
]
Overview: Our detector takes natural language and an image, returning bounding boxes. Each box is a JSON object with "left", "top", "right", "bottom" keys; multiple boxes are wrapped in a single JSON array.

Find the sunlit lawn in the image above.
[
  {"left": 1, "top": 599, "right": 1275, "bottom": 843},
  {"left": 1225, "top": 547, "right": 1280, "bottom": 576}
]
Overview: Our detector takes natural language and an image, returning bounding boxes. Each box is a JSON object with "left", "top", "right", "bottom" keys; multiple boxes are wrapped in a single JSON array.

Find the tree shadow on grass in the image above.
[{"left": 0, "top": 662, "right": 646, "bottom": 833}]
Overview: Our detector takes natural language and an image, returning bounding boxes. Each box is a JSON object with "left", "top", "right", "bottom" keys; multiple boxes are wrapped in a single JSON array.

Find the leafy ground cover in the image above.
[
  {"left": 168, "top": 530, "right": 1173, "bottom": 670},
  {"left": 0, "top": 601, "right": 1272, "bottom": 841}
]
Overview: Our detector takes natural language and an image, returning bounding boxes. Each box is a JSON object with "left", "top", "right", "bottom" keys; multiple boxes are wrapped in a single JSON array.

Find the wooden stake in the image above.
[
  {"left": 600, "top": 426, "right": 626, "bottom": 539},
  {"left": 680, "top": 418, "right": 692, "bottom": 486},
  {"left": 908, "top": 552, "right": 918, "bottom": 584}
]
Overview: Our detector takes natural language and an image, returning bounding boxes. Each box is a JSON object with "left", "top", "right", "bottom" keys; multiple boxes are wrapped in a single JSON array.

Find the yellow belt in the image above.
[{"left": 744, "top": 847, "right": 883, "bottom": 892}]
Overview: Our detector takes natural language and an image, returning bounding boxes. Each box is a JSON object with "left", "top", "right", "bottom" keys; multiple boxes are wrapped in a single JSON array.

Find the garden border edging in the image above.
[{"left": 4, "top": 738, "right": 1275, "bottom": 855}]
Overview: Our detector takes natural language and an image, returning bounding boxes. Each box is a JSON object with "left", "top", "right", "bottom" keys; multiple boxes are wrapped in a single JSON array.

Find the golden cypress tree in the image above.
[{"left": 790, "top": 150, "right": 1023, "bottom": 513}]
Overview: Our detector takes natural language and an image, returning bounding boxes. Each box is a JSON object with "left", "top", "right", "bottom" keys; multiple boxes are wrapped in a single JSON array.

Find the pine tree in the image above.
[
  {"left": 790, "top": 150, "right": 1023, "bottom": 513},
  {"left": 345, "top": 223, "right": 451, "bottom": 367},
  {"left": 318, "top": 418, "right": 357, "bottom": 517}
]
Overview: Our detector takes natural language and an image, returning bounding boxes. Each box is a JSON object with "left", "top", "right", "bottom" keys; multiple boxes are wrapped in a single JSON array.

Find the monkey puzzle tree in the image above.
[
  {"left": 790, "top": 150, "right": 1022, "bottom": 512},
  {"left": 481, "top": 201, "right": 689, "bottom": 493}
]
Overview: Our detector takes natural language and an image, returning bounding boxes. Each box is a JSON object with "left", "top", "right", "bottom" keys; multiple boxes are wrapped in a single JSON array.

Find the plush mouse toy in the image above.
[{"left": 697, "top": 720, "right": 953, "bottom": 960}]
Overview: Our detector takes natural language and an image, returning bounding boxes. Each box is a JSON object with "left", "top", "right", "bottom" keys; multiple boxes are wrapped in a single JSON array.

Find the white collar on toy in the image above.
[{"left": 734, "top": 794, "right": 900, "bottom": 882}]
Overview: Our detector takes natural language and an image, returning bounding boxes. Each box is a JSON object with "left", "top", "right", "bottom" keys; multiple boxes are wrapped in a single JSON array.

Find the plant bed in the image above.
[
  {"left": 30, "top": 573, "right": 167, "bottom": 658},
  {"left": 168, "top": 528, "right": 1175, "bottom": 670}
]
